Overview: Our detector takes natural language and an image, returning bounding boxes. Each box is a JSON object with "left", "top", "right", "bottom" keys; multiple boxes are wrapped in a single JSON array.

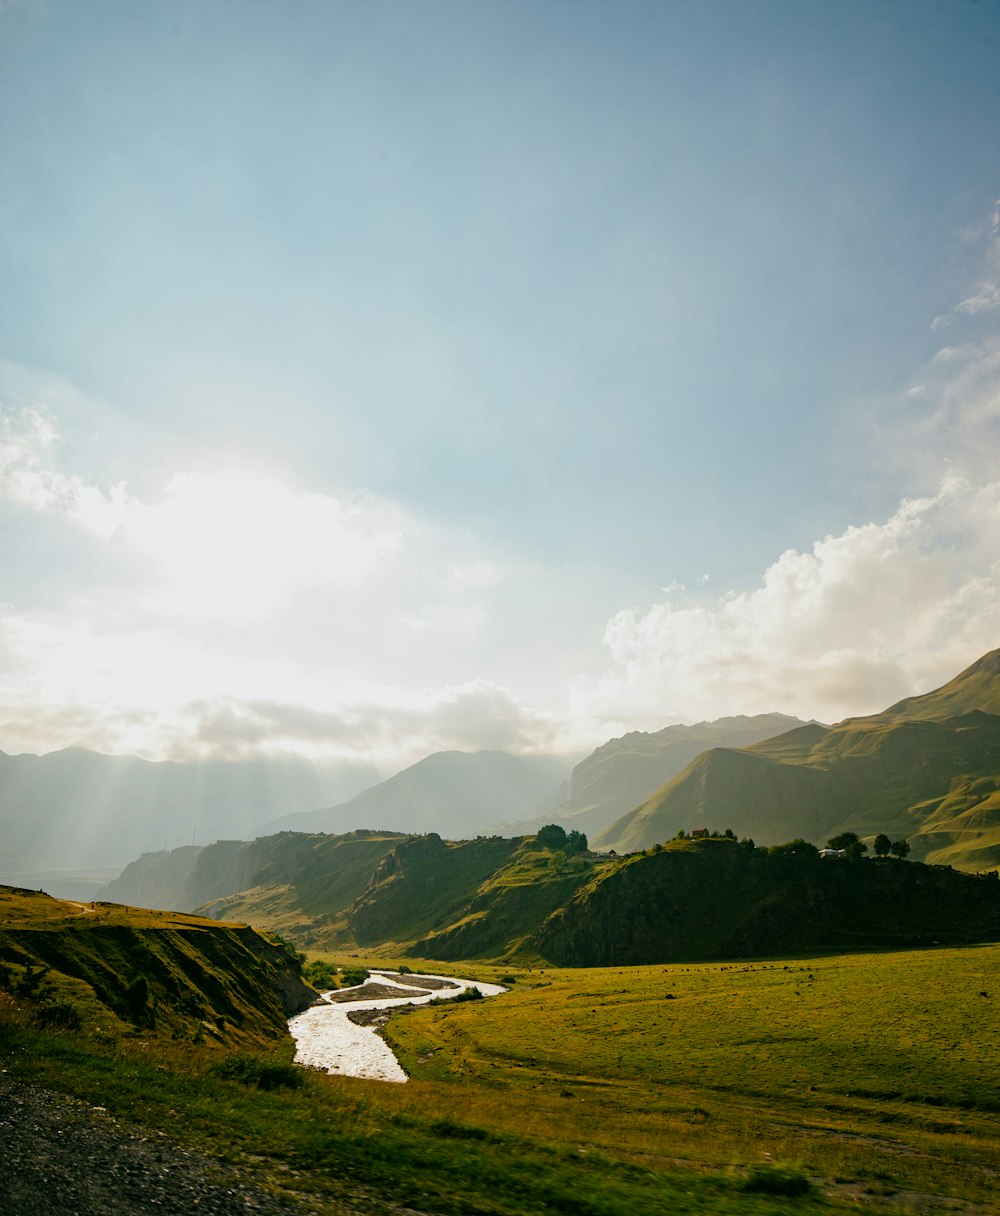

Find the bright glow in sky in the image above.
[{"left": 2, "top": 0, "right": 1000, "bottom": 769}]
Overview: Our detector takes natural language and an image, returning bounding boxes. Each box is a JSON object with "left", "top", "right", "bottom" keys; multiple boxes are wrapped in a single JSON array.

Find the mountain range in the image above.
[
  {"left": 0, "top": 748, "right": 381, "bottom": 879},
  {"left": 256, "top": 749, "right": 569, "bottom": 838},
  {"left": 502, "top": 713, "right": 808, "bottom": 839},
  {"left": 595, "top": 648, "right": 1000, "bottom": 869}
]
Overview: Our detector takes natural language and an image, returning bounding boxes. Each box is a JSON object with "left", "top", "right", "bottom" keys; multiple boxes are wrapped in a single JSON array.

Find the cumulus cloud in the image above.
[{"left": 574, "top": 475, "right": 1000, "bottom": 726}]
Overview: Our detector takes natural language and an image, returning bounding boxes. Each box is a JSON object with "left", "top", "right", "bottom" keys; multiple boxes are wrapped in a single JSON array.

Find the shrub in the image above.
[
  {"left": 742, "top": 1165, "right": 812, "bottom": 1196},
  {"left": 303, "top": 959, "right": 339, "bottom": 989},
  {"left": 453, "top": 986, "right": 484, "bottom": 1002},
  {"left": 341, "top": 966, "right": 370, "bottom": 988},
  {"left": 213, "top": 1053, "right": 304, "bottom": 1091},
  {"left": 34, "top": 1001, "right": 83, "bottom": 1031}
]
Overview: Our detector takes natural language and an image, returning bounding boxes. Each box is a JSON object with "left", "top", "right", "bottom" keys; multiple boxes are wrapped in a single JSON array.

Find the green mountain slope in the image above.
[
  {"left": 882, "top": 648, "right": 1000, "bottom": 720},
  {"left": 495, "top": 714, "right": 806, "bottom": 840},
  {"left": 102, "top": 830, "right": 408, "bottom": 942},
  {"left": 532, "top": 837, "right": 1000, "bottom": 965},
  {"left": 91, "top": 824, "right": 1000, "bottom": 967},
  {"left": 595, "top": 649, "right": 1000, "bottom": 867}
]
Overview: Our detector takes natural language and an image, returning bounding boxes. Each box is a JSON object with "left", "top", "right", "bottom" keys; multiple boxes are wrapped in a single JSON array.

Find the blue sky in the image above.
[{"left": 2, "top": 0, "right": 1000, "bottom": 768}]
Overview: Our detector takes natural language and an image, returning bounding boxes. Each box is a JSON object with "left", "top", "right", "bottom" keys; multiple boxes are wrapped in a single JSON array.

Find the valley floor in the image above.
[{"left": 4, "top": 941, "right": 1000, "bottom": 1214}]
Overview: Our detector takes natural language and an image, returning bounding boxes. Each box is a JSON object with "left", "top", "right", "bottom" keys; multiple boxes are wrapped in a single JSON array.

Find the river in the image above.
[{"left": 288, "top": 970, "right": 507, "bottom": 1083}]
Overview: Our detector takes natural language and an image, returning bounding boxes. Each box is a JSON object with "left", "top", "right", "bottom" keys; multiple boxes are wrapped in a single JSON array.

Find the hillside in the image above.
[
  {"left": 495, "top": 714, "right": 806, "bottom": 840},
  {"left": 100, "top": 829, "right": 409, "bottom": 932},
  {"left": 0, "top": 885, "right": 314, "bottom": 1045},
  {"left": 256, "top": 749, "right": 567, "bottom": 839},
  {"left": 0, "top": 745, "right": 381, "bottom": 886},
  {"left": 533, "top": 837, "right": 1000, "bottom": 965},
  {"left": 596, "top": 649, "right": 1000, "bottom": 868},
  {"left": 205, "top": 830, "right": 614, "bottom": 957}
]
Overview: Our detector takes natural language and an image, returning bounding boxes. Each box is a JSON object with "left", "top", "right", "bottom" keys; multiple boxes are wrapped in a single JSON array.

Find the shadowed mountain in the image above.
[
  {"left": 494, "top": 714, "right": 808, "bottom": 841},
  {"left": 595, "top": 648, "right": 1000, "bottom": 868},
  {"left": 0, "top": 746, "right": 382, "bottom": 884},
  {"left": 256, "top": 750, "right": 568, "bottom": 840}
]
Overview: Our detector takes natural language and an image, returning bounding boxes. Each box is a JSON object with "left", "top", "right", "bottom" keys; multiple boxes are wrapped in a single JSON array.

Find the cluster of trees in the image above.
[
  {"left": 536, "top": 824, "right": 589, "bottom": 854},
  {"left": 648, "top": 829, "right": 913, "bottom": 860},
  {"left": 827, "top": 831, "right": 910, "bottom": 859}
]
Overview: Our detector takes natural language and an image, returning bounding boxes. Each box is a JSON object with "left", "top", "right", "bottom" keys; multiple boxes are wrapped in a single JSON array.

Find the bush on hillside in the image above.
[
  {"left": 741, "top": 1165, "right": 812, "bottom": 1196},
  {"left": 213, "top": 1053, "right": 304, "bottom": 1090}
]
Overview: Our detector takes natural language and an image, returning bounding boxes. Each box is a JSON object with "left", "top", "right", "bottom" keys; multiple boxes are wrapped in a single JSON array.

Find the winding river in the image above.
[{"left": 289, "top": 970, "right": 507, "bottom": 1083}]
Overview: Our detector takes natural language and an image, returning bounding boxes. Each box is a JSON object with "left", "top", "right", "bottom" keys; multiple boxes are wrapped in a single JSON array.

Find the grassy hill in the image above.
[
  {"left": 596, "top": 649, "right": 1000, "bottom": 867},
  {"left": 0, "top": 885, "right": 314, "bottom": 1046},
  {"left": 102, "top": 829, "right": 408, "bottom": 933}
]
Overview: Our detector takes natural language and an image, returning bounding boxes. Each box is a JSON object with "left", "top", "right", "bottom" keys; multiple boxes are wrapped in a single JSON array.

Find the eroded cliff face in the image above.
[{"left": 0, "top": 887, "right": 315, "bottom": 1045}]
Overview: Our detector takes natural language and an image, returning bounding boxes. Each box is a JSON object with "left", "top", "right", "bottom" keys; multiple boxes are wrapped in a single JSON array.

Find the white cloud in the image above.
[
  {"left": 574, "top": 476, "right": 1000, "bottom": 726},
  {"left": 932, "top": 199, "right": 1000, "bottom": 330}
]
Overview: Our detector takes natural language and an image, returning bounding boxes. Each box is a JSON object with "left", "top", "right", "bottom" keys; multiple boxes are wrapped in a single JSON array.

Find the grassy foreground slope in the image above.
[
  {"left": 0, "top": 886, "right": 314, "bottom": 1045},
  {"left": 597, "top": 648, "right": 1000, "bottom": 866}
]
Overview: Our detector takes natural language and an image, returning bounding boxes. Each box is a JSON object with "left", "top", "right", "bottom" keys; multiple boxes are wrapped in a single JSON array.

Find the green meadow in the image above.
[
  {"left": 4, "top": 933, "right": 1000, "bottom": 1212},
  {"left": 377, "top": 945, "right": 1000, "bottom": 1209}
]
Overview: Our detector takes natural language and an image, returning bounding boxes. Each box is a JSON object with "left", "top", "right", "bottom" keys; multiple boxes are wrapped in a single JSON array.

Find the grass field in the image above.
[
  {"left": 377, "top": 944, "right": 1000, "bottom": 1211},
  {"left": 4, "top": 936, "right": 1000, "bottom": 1213}
]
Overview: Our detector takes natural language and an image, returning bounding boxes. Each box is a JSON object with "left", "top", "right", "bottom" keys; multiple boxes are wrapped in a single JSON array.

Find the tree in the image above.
[
  {"left": 873, "top": 833, "right": 892, "bottom": 857},
  {"left": 768, "top": 838, "right": 819, "bottom": 859},
  {"left": 827, "top": 831, "right": 867, "bottom": 859},
  {"left": 566, "top": 829, "right": 589, "bottom": 855},
  {"left": 537, "top": 824, "right": 568, "bottom": 850},
  {"left": 889, "top": 838, "right": 911, "bottom": 859}
]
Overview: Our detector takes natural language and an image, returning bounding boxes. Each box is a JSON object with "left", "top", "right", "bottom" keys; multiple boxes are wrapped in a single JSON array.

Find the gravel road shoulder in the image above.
[{"left": 0, "top": 1074, "right": 312, "bottom": 1216}]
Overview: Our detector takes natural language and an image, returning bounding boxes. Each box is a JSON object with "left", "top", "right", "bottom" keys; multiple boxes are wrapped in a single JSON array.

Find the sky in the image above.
[{"left": 2, "top": 0, "right": 1000, "bottom": 773}]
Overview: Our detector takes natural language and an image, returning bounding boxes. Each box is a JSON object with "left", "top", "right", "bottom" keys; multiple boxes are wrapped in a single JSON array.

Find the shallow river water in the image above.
[{"left": 289, "top": 971, "right": 506, "bottom": 1083}]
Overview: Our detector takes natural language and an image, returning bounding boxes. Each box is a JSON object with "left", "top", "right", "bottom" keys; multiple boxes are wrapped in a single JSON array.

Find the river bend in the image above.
[{"left": 289, "top": 971, "right": 506, "bottom": 1083}]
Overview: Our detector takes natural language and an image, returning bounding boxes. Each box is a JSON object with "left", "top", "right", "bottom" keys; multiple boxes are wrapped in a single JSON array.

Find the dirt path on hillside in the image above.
[{"left": 0, "top": 1076, "right": 313, "bottom": 1216}]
